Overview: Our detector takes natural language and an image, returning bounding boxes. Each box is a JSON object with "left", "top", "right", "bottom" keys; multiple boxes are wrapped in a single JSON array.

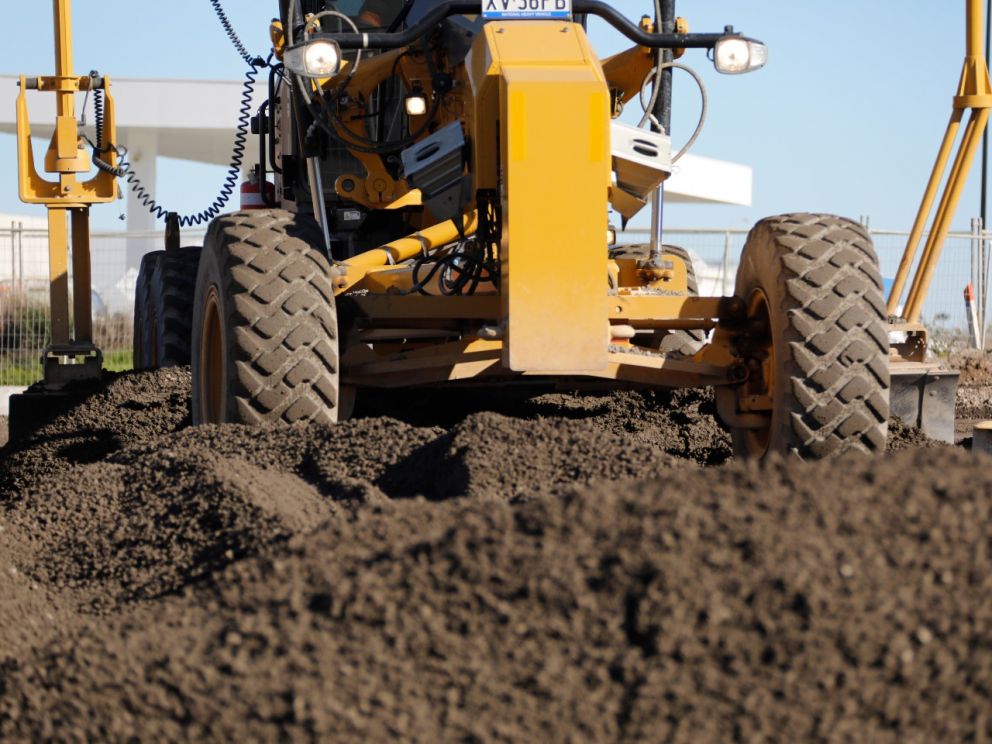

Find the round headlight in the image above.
[
  {"left": 714, "top": 36, "right": 768, "bottom": 75},
  {"left": 304, "top": 40, "right": 341, "bottom": 77},
  {"left": 283, "top": 37, "right": 342, "bottom": 79}
]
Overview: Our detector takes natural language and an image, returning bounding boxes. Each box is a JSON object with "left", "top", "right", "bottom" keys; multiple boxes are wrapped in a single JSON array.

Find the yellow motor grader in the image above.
[{"left": 19, "top": 0, "right": 988, "bottom": 457}]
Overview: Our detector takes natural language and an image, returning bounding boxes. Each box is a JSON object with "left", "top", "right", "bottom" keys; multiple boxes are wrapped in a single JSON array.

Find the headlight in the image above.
[
  {"left": 405, "top": 93, "right": 428, "bottom": 117},
  {"left": 284, "top": 37, "right": 342, "bottom": 78},
  {"left": 713, "top": 36, "right": 768, "bottom": 75}
]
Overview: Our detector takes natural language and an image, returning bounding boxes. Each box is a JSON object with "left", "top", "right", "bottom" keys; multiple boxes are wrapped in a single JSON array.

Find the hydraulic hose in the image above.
[{"left": 92, "top": 1, "right": 268, "bottom": 227}]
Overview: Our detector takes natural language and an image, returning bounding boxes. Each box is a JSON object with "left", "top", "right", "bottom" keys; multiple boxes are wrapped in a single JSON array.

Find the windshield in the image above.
[
  {"left": 308, "top": 0, "right": 407, "bottom": 29},
  {"left": 290, "top": 1, "right": 492, "bottom": 32},
  {"left": 329, "top": 0, "right": 467, "bottom": 30}
]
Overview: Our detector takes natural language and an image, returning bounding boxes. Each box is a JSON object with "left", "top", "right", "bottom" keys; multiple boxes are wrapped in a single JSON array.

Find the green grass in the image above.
[
  {"left": 0, "top": 348, "right": 134, "bottom": 386},
  {"left": 103, "top": 349, "right": 133, "bottom": 373},
  {"left": 0, "top": 360, "right": 42, "bottom": 387}
]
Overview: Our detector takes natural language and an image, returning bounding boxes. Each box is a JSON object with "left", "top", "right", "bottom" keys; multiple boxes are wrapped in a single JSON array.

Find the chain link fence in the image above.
[
  {"left": 0, "top": 225, "right": 206, "bottom": 386},
  {"left": 626, "top": 226, "right": 988, "bottom": 349},
  {"left": 0, "top": 223, "right": 984, "bottom": 386}
]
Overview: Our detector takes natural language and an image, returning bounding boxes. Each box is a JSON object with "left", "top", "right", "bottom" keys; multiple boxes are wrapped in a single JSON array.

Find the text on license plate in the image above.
[{"left": 482, "top": 0, "right": 572, "bottom": 20}]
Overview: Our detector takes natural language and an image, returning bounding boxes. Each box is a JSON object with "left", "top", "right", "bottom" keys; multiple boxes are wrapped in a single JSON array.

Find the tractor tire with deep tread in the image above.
[
  {"left": 191, "top": 209, "right": 342, "bottom": 426},
  {"left": 609, "top": 243, "right": 706, "bottom": 356},
  {"left": 133, "top": 251, "right": 163, "bottom": 371},
  {"left": 148, "top": 247, "right": 201, "bottom": 367},
  {"left": 723, "top": 213, "right": 889, "bottom": 459}
]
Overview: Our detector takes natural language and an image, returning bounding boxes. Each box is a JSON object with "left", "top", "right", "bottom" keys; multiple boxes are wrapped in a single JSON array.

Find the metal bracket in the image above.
[
  {"left": 165, "top": 211, "right": 181, "bottom": 251},
  {"left": 42, "top": 342, "right": 103, "bottom": 388}
]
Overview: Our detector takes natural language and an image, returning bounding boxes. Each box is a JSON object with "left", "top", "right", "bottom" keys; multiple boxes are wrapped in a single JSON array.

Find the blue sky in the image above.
[{"left": 0, "top": 1, "right": 981, "bottom": 232}]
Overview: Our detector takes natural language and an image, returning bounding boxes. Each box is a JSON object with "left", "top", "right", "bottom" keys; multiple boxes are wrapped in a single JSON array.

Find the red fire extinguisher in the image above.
[{"left": 241, "top": 165, "right": 275, "bottom": 210}]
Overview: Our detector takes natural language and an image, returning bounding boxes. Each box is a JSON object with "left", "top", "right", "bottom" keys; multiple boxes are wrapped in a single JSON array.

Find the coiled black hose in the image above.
[
  {"left": 209, "top": 0, "right": 255, "bottom": 66},
  {"left": 91, "top": 1, "right": 266, "bottom": 226}
]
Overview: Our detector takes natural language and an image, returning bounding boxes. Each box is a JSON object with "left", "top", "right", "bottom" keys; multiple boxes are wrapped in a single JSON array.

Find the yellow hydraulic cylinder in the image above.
[{"left": 335, "top": 212, "right": 479, "bottom": 293}]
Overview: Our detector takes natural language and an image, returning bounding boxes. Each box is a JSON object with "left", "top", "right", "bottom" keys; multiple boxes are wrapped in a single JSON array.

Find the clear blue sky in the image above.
[{"left": 0, "top": 1, "right": 982, "bottom": 232}]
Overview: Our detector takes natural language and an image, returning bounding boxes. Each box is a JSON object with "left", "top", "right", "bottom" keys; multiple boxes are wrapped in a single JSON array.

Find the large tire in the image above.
[
  {"left": 720, "top": 213, "right": 889, "bottom": 458},
  {"left": 132, "top": 252, "right": 162, "bottom": 371},
  {"left": 609, "top": 243, "right": 706, "bottom": 355},
  {"left": 149, "top": 247, "right": 201, "bottom": 366},
  {"left": 191, "top": 210, "right": 342, "bottom": 425}
]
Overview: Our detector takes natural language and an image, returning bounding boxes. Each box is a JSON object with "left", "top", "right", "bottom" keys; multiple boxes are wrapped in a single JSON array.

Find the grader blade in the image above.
[{"left": 889, "top": 361, "right": 960, "bottom": 443}]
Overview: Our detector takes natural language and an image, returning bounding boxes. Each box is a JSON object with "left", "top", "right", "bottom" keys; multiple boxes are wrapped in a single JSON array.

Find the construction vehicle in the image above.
[{"left": 14, "top": 0, "right": 987, "bottom": 456}]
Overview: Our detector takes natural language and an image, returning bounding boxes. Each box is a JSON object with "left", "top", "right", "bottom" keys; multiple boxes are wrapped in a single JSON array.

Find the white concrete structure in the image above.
[
  {"left": 667, "top": 154, "right": 752, "bottom": 206},
  {"left": 0, "top": 75, "right": 752, "bottom": 268},
  {"left": 0, "top": 386, "right": 26, "bottom": 416}
]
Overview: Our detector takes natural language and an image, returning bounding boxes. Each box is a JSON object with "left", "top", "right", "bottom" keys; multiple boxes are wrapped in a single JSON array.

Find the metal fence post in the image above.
[
  {"left": 16, "top": 221, "right": 24, "bottom": 292},
  {"left": 969, "top": 218, "right": 981, "bottom": 348},
  {"left": 983, "top": 223, "right": 990, "bottom": 348},
  {"left": 722, "top": 231, "right": 732, "bottom": 296}
]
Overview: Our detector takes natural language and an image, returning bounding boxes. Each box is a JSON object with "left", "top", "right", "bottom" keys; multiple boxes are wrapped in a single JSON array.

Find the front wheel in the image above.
[
  {"left": 191, "top": 210, "right": 343, "bottom": 425},
  {"left": 717, "top": 213, "right": 890, "bottom": 458}
]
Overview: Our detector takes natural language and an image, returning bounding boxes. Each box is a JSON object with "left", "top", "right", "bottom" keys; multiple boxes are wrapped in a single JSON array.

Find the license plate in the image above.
[{"left": 482, "top": 0, "right": 572, "bottom": 21}]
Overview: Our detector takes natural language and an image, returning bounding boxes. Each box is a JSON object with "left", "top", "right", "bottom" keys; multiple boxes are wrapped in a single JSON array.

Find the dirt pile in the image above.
[
  {"left": 952, "top": 349, "right": 992, "bottom": 387},
  {"left": 945, "top": 351, "right": 992, "bottom": 434},
  {"left": 1, "top": 369, "right": 989, "bottom": 742}
]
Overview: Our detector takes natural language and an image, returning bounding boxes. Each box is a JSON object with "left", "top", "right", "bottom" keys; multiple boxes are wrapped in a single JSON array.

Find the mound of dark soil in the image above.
[
  {"left": 951, "top": 349, "right": 992, "bottom": 387},
  {"left": 885, "top": 417, "right": 945, "bottom": 451},
  {"left": 0, "top": 368, "right": 192, "bottom": 498},
  {"left": 1, "top": 369, "right": 988, "bottom": 742},
  {"left": 3, "top": 447, "right": 991, "bottom": 743}
]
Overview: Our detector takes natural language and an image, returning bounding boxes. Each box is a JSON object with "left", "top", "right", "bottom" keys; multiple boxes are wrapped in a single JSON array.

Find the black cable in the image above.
[
  {"left": 91, "top": 1, "right": 268, "bottom": 226},
  {"left": 408, "top": 237, "right": 497, "bottom": 297},
  {"left": 209, "top": 0, "right": 255, "bottom": 66},
  {"left": 308, "top": 91, "right": 441, "bottom": 155},
  {"left": 93, "top": 87, "right": 107, "bottom": 152},
  {"left": 95, "top": 64, "right": 263, "bottom": 227}
]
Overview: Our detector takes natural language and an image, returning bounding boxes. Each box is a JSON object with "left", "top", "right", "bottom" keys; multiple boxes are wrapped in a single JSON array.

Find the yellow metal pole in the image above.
[
  {"left": 53, "top": 0, "right": 72, "bottom": 78},
  {"left": 906, "top": 108, "right": 992, "bottom": 321},
  {"left": 47, "top": 208, "right": 71, "bottom": 346},
  {"left": 969, "top": 0, "right": 984, "bottom": 58},
  {"left": 48, "top": 0, "right": 81, "bottom": 175},
  {"left": 887, "top": 111, "right": 964, "bottom": 315}
]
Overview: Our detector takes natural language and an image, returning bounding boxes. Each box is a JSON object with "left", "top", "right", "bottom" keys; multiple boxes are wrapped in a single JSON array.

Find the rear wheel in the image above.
[
  {"left": 132, "top": 252, "right": 162, "bottom": 370},
  {"left": 191, "top": 210, "right": 343, "bottom": 425},
  {"left": 149, "top": 247, "right": 201, "bottom": 366},
  {"left": 718, "top": 213, "right": 889, "bottom": 458},
  {"left": 132, "top": 248, "right": 201, "bottom": 370}
]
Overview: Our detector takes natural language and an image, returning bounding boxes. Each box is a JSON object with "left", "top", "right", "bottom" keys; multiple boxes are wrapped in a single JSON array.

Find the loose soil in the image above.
[
  {"left": 0, "top": 368, "right": 989, "bottom": 742},
  {"left": 949, "top": 350, "right": 992, "bottom": 442}
]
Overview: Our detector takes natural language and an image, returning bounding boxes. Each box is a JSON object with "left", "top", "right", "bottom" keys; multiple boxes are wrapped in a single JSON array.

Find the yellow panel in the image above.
[{"left": 496, "top": 23, "right": 611, "bottom": 373}]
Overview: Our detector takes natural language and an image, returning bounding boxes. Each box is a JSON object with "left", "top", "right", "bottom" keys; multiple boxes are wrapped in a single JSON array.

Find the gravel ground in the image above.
[{"left": 0, "top": 367, "right": 987, "bottom": 743}]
